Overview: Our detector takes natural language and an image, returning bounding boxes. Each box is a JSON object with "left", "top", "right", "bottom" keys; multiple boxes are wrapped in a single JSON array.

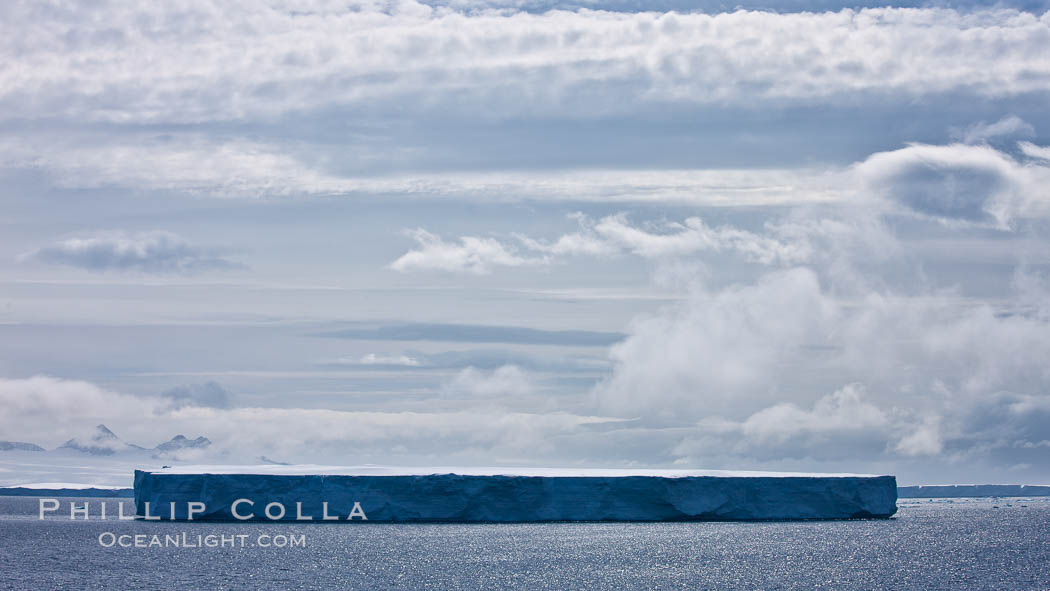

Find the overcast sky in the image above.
[{"left": 2, "top": 0, "right": 1050, "bottom": 484}]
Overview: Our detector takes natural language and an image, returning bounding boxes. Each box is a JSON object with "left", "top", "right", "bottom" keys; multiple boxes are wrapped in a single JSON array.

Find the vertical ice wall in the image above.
[{"left": 134, "top": 468, "right": 898, "bottom": 521}]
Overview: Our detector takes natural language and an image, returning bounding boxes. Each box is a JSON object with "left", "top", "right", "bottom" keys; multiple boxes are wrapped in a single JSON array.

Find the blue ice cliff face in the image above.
[{"left": 134, "top": 469, "right": 897, "bottom": 521}]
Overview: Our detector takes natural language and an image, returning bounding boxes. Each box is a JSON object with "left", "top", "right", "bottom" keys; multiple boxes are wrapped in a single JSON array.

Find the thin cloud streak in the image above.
[
  {"left": 18, "top": 231, "right": 243, "bottom": 274},
  {"left": 315, "top": 322, "right": 625, "bottom": 346}
]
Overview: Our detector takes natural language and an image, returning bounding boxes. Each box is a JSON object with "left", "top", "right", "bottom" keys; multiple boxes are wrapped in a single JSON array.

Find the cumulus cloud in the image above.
[
  {"left": 387, "top": 142, "right": 1050, "bottom": 274},
  {"left": 4, "top": 255, "right": 1050, "bottom": 473},
  {"left": 894, "top": 417, "right": 943, "bottom": 457},
  {"left": 357, "top": 353, "right": 423, "bottom": 366},
  {"left": 950, "top": 115, "right": 1036, "bottom": 145},
  {"left": 522, "top": 213, "right": 813, "bottom": 265},
  {"left": 737, "top": 384, "right": 889, "bottom": 444},
  {"left": 1019, "top": 141, "right": 1050, "bottom": 161},
  {"left": 0, "top": 376, "right": 163, "bottom": 446},
  {"left": 594, "top": 268, "right": 838, "bottom": 420},
  {"left": 676, "top": 384, "right": 901, "bottom": 462},
  {"left": 596, "top": 265, "right": 1050, "bottom": 417},
  {"left": 855, "top": 142, "right": 1050, "bottom": 226},
  {"left": 592, "top": 257, "right": 1050, "bottom": 470},
  {"left": 19, "top": 231, "right": 242, "bottom": 273},
  {"left": 393, "top": 213, "right": 831, "bottom": 273},
  {"left": 390, "top": 228, "right": 547, "bottom": 274},
  {"left": 4, "top": 0, "right": 1050, "bottom": 481},
  {"left": 2, "top": 4, "right": 1049, "bottom": 123}
]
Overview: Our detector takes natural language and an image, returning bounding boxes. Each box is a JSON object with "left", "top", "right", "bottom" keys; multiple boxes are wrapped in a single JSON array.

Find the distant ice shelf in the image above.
[
  {"left": 134, "top": 466, "right": 897, "bottom": 522},
  {"left": 898, "top": 484, "right": 1050, "bottom": 498},
  {"left": 0, "top": 486, "right": 133, "bottom": 498}
]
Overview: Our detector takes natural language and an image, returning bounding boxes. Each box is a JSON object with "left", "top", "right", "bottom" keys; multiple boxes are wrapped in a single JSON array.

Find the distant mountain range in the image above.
[
  {"left": 0, "top": 441, "right": 45, "bottom": 452},
  {"left": 1, "top": 424, "right": 210, "bottom": 459},
  {"left": 154, "top": 433, "right": 212, "bottom": 457},
  {"left": 60, "top": 424, "right": 146, "bottom": 455}
]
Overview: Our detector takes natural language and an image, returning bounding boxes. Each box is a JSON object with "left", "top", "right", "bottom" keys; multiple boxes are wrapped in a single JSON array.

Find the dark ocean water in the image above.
[{"left": 1, "top": 496, "right": 1048, "bottom": 590}]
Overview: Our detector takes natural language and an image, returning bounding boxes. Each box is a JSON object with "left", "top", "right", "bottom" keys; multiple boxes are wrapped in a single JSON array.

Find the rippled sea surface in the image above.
[{"left": 1, "top": 496, "right": 1048, "bottom": 590}]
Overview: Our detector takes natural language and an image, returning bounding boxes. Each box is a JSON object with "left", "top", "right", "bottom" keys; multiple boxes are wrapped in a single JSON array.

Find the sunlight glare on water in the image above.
[{"left": 1, "top": 496, "right": 1048, "bottom": 590}]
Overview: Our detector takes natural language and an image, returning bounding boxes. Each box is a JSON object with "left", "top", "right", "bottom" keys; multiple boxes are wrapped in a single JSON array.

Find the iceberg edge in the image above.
[{"left": 134, "top": 468, "right": 897, "bottom": 522}]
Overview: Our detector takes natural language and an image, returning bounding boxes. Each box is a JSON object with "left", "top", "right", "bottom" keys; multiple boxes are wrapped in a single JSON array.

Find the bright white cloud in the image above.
[
  {"left": 738, "top": 384, "right": 889, "bottom": 444},
  {"left": 951, "top": 115, "right": 1036, "bottom": 144},
  {"left": 894, "top": 417, "right": 943, "bottom": 457},
  {"left": 2, "top": 3, "right": 1049, "bottom": 123},
  {"left": 594, "top": 268, "right": 839, "bottom": 420},
  {"left": 523, "top": 213, "right": 814, "bottom": 265},
  {"left": 596, "top": 265, "right": 1050, "bottom": 416},
  {"left": 855, "top": 142, "right": 1050, "bottom": 226},
  {"left": 1020, "top": 141, "right": 1050, "bottom": 161},
  {"left": 2, "top": 0, "right": 1050, "bottom": 483},
  {"left": 19, "top": 231, "right": 241, "bottom": 273},
  {"left": 358, "top": 353, "right": 422, "bottom": 366},
  {"left": 390, "top": 228, "right": 548, "bottom": 274},
  {"left": 593, "top": 259, "right": 1050, "bottom": 467},
  {"left": 393, "top": 213, "right": 833, "bottom": 273},
  {"left": 676, "top": 384, "right": 902, "bottom": 462},
  {"left": 315, "top": 353, "right": 423, "bottom": 366}
]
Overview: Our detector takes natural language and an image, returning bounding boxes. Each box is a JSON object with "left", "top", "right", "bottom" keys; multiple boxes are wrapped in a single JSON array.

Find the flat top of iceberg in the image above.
[
  {"left": 1, "top": 482, "right": 128, "bottom": 489},
  {"left": 903, "top": 483, "right": 1050, "bottom": 488},
  {"left": 140, "top": 465, "right": 886, "bottom": 478}
]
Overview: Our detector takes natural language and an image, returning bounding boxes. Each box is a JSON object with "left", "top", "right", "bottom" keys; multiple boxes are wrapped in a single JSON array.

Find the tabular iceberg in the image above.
[{"left": 134, "top": 466, "right": 897, "bottom": 522}]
